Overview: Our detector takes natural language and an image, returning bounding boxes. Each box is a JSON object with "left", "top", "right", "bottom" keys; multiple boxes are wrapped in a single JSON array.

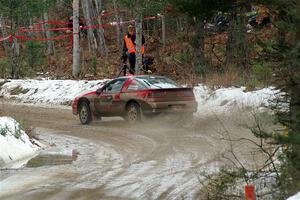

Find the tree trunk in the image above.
[
  {"left": 194, "top": 19, "right": 205, "bottom": 73},
  {"left": 0, "top": 16, "right": 10, "bottom": 56},
  {"left": 160, "top": 14, "right": 166, "bottom": 49},
  {"left": 279, "top": 30, "right": 286, "bottom": 47},
  {"left": 81, "top": 0, "right": 96, "bottom": 53},
  {"left": 43, "top": 9, "right": 54, "bottom": 55},
  {"left": 226, "top": 6, "right": 249, "bottom": 72},
  {"left": 11, "top": 37, "right": 20, "bottom": 79},
  {"left": 112, "top": 0, "right": 122, "bottom": 53},
  {"left": 236, "top": 8, "right": 248, "bottom": 72},
  {"left": 72, "top": 0, "right": 81, "bottom": 78},
  {"left": 176, "top": 17, "right": 183, "bottom": 32},
  {"left": 0, "top": 16, "right": 10, "bottom": 79},
  {"left": 135, "top": 11, "right": 143, "bottom": 75},
  {"left": 9, "top": 17, "right": 20, "bottom": 79},
  {"left": 94, "top": 0, "right": 108, "bottom": 58},
  {"left": 226, "top": 11, "right": 236, "bottom": 67}
]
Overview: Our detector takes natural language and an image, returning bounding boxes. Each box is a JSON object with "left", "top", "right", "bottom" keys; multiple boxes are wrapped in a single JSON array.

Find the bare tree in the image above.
[
  {"left": 134, "top": 0, "right": 143, "bottom": 75},
  {"left": 194, "top": 19, "right": 205, "bottom": 69},
  {"left": 0, "top": 16, "right": 9, "bottom": 79},
  {"left": 72, "top": 0, "right": 80, "bottom": 78},
  {"left": 43, "top": 4, "right": 54, "bottom": 55},
  {"left": 81, "top": 0, "right": 96, "bottom": 52},
  {"left": 94, "top": 0, "right": 108, "bottom": 58},
  {"left": 10, "top": 17, "right": 20, "bottom": 79},
  {"left": 11, "top": 36, "right": 20, "bottom": 79},
  {"left": 226, "top": 4, "right": 249, "bottom": 72},
  {"left": 159, "top": 14, "right": 166, "bottom": 49},
  {"left": 112, "top": 0, "right": 122, "bottom": 53},
  {"left": 0, "top": 16, "right": 10, "bottom": 56}
]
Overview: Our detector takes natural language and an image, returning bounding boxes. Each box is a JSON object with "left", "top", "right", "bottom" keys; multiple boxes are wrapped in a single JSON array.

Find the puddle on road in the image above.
[{"left": 26, "top": 154, "right": 77, "bottom": 168}]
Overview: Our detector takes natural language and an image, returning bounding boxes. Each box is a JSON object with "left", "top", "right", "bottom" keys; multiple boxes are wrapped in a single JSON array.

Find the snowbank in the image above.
[
  {"left": 0, "top": 79, "right": 107, "bottom": 105},
  {"left": 0, "top": 117, "right": 41, "bottom": 168},
  {"left": 0, "top": 79, "right": 280, "bottom": 116},
  {"left": 194, "top": 84, "right": 279, "bottom": 116},
  {"left": 287, "top": 192, "right": 300, "bottom": 200}
]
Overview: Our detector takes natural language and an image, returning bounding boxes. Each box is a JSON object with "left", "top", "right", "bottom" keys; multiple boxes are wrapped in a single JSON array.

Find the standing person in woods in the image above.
[{"left": 122, "top": 25, "right": 145, "bottom": 74}]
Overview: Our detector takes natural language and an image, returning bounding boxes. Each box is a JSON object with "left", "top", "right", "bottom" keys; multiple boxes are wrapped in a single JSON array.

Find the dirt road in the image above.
[{"left": 0, "top": 101, "right": 260, "bottom": 200}]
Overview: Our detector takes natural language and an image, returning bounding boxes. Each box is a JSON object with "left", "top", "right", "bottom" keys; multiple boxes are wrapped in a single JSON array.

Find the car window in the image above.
[
  {"left": 136, "top": 76, "right": 180, "bottom": 89},
  {"left": 103, "top": 79, "right": 127, "bottom": 93},
  {"left": 126, "top": 80, "right": 147, "bottom": 91}
]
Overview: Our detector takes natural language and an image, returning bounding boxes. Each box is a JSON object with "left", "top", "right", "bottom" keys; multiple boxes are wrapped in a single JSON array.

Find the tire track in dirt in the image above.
[{"left": 0, "top": 101, "right": 261, "bottom": 199}]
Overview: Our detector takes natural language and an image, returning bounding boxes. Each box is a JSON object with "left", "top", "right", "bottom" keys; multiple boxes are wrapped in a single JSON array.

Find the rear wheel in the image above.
[
  {"left": 78, "top": 101, "right": 92, "bottom": 125},
  {"left": 125, "top": 102, "right": 141, "bottom": 124}
]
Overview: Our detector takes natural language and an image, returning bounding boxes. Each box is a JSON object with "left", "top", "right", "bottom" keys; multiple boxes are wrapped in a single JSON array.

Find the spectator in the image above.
[{"left": 122, "top": 25, "right": 145, "bottom": 74}]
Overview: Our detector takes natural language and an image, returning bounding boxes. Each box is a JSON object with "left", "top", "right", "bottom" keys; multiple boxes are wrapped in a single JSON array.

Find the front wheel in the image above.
[
  {"left": 78, "top": 101, "right": 92, "bottom": 125},
  {"left": 125, "top": 102, "right": 141, "bottom": 124}
]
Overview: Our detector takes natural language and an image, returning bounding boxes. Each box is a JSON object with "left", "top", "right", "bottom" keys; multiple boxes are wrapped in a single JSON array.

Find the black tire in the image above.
[
  {"left": 78, "top": 101, "right": 92, "bottom": 125},
  {"left": 125, "top": 102, "right": 141, "bottom": 124}
]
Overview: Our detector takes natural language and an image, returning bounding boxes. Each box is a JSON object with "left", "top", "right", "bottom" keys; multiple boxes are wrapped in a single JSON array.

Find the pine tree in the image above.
[{"left": 256, "top": 0, "right": 300, "bottom": 196}]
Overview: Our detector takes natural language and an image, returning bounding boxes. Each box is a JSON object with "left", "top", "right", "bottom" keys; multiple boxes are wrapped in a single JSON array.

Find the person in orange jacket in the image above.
[{"left": 122, "top": 25, "right": 145, "bottom": 74}]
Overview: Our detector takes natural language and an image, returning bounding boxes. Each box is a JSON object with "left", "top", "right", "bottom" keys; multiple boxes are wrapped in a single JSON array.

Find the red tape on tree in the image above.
[
  {"left": 15, "top": 34, "right": 70, "bottom": 42},
  {"left": 1, "top": 15, "right": 158, "bottom": 45},
  {"left": 0, "top": 35, "right": 11, "bottom": 42},
  {"left": 20, "top": 16, "right": 158, "bottom": 33},
  {"left": 34, "top": 9, "right": 127, "bottom": 26}
]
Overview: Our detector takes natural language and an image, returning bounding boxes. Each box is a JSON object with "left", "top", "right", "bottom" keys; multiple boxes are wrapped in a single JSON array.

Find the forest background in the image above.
[{"left": 0, "top": 0, "right": 299, "bottom": 199}]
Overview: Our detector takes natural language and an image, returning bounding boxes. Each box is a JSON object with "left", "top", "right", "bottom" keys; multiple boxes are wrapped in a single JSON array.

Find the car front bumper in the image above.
[{"left": 72, "top": 99, "right": 79, "bottom": 115}]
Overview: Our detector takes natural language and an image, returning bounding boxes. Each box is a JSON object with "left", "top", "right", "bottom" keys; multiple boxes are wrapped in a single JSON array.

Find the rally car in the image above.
[{"left": 72, "top": 75, "right": 197, "bottom": 124}]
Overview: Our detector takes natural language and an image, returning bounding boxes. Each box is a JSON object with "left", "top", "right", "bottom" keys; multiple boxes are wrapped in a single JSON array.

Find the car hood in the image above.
[{"left": 74, "top": 91, "right": 97, "bottom": 100}]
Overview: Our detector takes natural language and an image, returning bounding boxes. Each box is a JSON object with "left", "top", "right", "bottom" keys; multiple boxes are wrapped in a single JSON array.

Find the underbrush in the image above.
[
  {"left": 202, "top": 68, "right": 272, "bottom": 90},
  {"left": 198, "top": 167, "right": 281, "bottom": 200},
  {"left": 195, "top": 111, "right": 292, "bottom": 200}
]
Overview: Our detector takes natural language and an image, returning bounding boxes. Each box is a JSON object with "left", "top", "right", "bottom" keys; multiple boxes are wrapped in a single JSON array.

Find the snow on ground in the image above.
[
  {"left": 194, "top": 84, "right": 280, "bottom": 116},
  {"left": 0, "top": 117, "right": 41, "bottom": 168},
  {"left": 0, "top": 129, "right": 123, "bottom": 198},
  {"left": 0, "top": 79, "right": 280, "bottom": 116},
  {"left": 287, "top": 192, "right": 300, "bottom": 200},
  {"left": 0, "top": 79, "right": 108, "bottom": 105},
  {"left": 0, "top": 80, "right": 284, "bottom": 198}
]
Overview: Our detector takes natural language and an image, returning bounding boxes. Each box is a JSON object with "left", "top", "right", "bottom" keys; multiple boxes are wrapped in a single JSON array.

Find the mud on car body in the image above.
[{"left": 72, "top": 75, "right": 197, "bottom": 124}]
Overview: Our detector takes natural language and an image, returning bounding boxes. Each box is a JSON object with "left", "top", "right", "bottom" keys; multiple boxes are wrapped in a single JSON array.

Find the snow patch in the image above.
[
  {"left": 0, "top": 79, "right": 281, "bottom": 116},
  {"left": 0, "top": 117, "right": 41, "bottom": 168},
  {"left": 287, "top": 192, "right": 300, "bottom": 200},
  {"left": 0, "top": 79, "right": 108, "bottom": 105},
  {"left": 194, "top": 84, "right": 280, "bottom": 116}
]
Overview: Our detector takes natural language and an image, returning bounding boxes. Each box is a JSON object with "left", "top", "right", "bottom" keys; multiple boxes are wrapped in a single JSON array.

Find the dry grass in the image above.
[
  {"left": 204, "top": 70, "right": 241, "bottom": 89},
  {"left": 10, "top": 86, "right": 30, "bottom": 95}
]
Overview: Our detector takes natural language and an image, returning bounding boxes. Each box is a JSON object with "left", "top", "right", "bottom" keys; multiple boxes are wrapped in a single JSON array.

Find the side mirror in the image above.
[{"left": 96, "top": 88, "right": 102, "bottom": 95}]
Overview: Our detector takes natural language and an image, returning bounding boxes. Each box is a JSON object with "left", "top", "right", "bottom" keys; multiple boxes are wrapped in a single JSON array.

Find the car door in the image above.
[{"left": 94, "top": 78, "right": 127, "bottom": 116}]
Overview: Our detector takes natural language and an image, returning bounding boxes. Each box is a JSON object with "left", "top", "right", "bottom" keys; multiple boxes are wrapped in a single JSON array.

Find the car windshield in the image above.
[{"left": 135, "top": 76, "right": 180, "bottom": 89}]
